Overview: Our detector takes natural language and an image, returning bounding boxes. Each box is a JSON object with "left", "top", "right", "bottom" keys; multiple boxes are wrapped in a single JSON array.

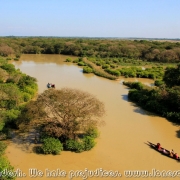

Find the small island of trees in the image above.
[{"left": 19, "top": 88, "right": 105, "bottom": 154}]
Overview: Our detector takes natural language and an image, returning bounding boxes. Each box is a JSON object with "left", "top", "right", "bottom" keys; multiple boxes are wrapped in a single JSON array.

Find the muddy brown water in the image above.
[{"left": 5, "top": 54, "right": 180, "bottom": 180}]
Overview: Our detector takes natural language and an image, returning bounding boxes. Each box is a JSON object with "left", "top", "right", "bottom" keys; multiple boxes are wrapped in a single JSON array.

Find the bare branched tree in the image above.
[{"left": 24, "top": 88, "right": 105, "bottom": 139}]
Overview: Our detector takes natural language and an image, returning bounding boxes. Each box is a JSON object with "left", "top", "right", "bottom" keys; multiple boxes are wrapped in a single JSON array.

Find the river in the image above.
[{"left": 6, "top": 54, "right": 180, "bottom": 180}]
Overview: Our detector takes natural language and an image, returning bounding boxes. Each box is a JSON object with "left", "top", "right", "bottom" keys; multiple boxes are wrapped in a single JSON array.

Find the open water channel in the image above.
[{"left": 5, "top": 54, "right": 180, "bottom": 180}]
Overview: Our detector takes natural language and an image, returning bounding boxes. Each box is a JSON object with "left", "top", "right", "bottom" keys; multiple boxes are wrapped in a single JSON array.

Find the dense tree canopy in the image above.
[
  {"left": 163, "top": 64, "right": 180, "bottom": 87},
  {"left": 0, "top": 57, "right": 38, "bottom": 176},
  {"left": 123, "top": 64, "right": 180, "bottom": 124},
  {"left": 0, "top": 57, "right": 38, "bottom": 137},
  {"left": 0, "top": 37, "right": 180, "bottom": 62}
]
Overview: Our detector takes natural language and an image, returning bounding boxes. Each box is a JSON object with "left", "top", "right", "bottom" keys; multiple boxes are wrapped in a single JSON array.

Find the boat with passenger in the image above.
[
  {"left": 147, "top": 141, "right": 180, "bottom": 161},
  {"left": 47, "top": 83, "right": 55, "bottom": 88}
]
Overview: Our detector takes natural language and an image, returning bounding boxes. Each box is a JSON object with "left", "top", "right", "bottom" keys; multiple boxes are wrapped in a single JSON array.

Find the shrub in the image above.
[
  {"left": 110, "top": 64, "right": 116, "bottom": 68},
  {"left": 65, "top": 58, "right": 71, "bottom": 62},
  {"left": 78, "top": 57, "right": 83, "bottom": 61},
  {"left": 65, "top": 135, "right": 96, "bottom": 152},
  {"left": 155, "top": 80, "right": 165, "bottom": 87},
  {"left": 78, "top": 62, "right": 85, "bottom": 66},
  {"left": 0, "top": 141, "right": 7, "bottom": 156},
  {"left": 105, "top": 68, "right": 120, "bottom": 76},
  {"left": 2, "top": 109, "right": 20, "bottom": 122},
  {"left": 83, "top": 136, "right": 96, "bottom": 151},
  {"left": 65, "top": 139, "right": 84, "bottom": 153},
  {"left": 73, "top": 59, "right": 79, "bottom": 63},
  {"left": 83, "top": 67, "right": 93, "bottom": 73},
  {"left": 96, "top": 62, "right": 101, "bottom": 66},
  {"left": 85, "top": 127, "right": 99, "bottom": 138},
  {"left": 41, "top": 137, "right": 63, "bottom": 155},
  {"left": 123, "top": 82, "right": 144, "bottom": 90},
  {"left": 16, "top": 54, "right": 21, "bottom": 58},
  {"left": 102, "top": 64, "right": 109, "bottom": 69},
  {"left": 1, "top": 64, "right": 16, "bottom": 73},
  {"left": 0, "top": 156, "right": 15, "bottom": 180},
  {"left": 13, "top": 58, "right": 19, "bottom": 61}
]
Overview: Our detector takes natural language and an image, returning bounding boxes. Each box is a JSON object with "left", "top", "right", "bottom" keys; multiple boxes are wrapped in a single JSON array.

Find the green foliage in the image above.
[
  {"left": 0, "top": 58, "right": 38, "bottom": 178},
  {"left": 65, "top": 136, "right": 95, "bottom": 152},
  {"left": 123, "top": 65, "right": 180, "bottom": 124},
  {"left": 64, "top": 127, "right": 97, "bottom": 152},
  {"left": 16, "top": 54, "right": 21, "bottom": 58},
  {"left": 0, "top": 141, "right": 7, "bottom": 156},
  {"left": 154, "top": 80, "right": 165, "bottom": 87},
  {"left": 0, "top": 156, "right": 15, "bottom": 180},
  {"left": 65, "top": 58, "right": 72, "bottom": 62},
  {"left": 41, "top": 137, "right": 63, "bottom": 155},
  {"left": 1, "top": 37, "right": 180, "bottom": 62},
  {"left": 110, "top": 64, "right": 116, "bottom": 68},
  {"left": 23, "top": 92, "right": 32, "bottom": 102},
  {"left": 22, "top": 86, "right": 36, "bottom": 96},
  {"left": 72, "top": 59, "right": 79, "bottom": 63},
  {"left": 83, "top": 67, "right": 93, "bottom": 73},
  {"left": 0, "top": 83, "right": 23, "bottom": 109},
  {"left": 65, "top": 139, "right": 85, "bottom": 153},
  {"left": 119, "top": 66, "right": 164, "bottom": 79},
  {"left": 83, "top": 136, "right": 96, "bottom": 151},
  {"left": 77, "top": 62, "right": 85, "bottom": 66},
  {"left": 93, "top": 70, "right": 116, "bottom": 80},
  {"left": 2, "top": 109, "right": 20, "bottom": 122},
  {"left": 0, "top": 64, "right": 16, "bottom": 74},
  {"left": 13, "top": 58, "right": 19, "bottom": 61},
  {"left": 85, "top": 127, "right": 99, "bottom": 138},
  {"left": 163, "top": 64, "right": 180, "bottom": 87},
  {"left": 105, "top": 68, "right": 120, "bottom": 77},
  {"left": 96, "top": 62, "right": 101, "bottom": 66},
  {"left": 102, "top": 64, "right": 109, "bottom": 69},
  {"left": 0, "top": 57, "right": 38, "bottom": 135},
  {"left": 123, "top": 82, "right": 144, "bottom": 90},
  {"left": 0, "top": 120, "right": 5, "bottom": 131},
  {"left": 18, "top": 75, "right": 37, "bottom": 90},
  {"left": 0, "top": 141, "right": 14, "bottom": 180}
]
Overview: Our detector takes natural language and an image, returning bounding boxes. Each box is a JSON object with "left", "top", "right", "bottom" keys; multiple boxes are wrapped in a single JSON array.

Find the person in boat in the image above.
[
  {"left": 156, "top": 143, "right": 161, "bottom": 150},
  {"left": 51, "top": 84, "right": 55, "bottom": 88},
  {"left": 170, "top": 149, "right": 174, "bottom": 157},
  {"left": 173, "top": 153, "right": 179, "bottom": 160},
  {"left": 47, "top": 83, "right": 51, "bottom": 88}
]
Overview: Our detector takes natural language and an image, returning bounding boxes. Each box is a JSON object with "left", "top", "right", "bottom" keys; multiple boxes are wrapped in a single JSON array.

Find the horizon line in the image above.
[{"left": 0, "top": 36, "right": 180, "bottom": 40}]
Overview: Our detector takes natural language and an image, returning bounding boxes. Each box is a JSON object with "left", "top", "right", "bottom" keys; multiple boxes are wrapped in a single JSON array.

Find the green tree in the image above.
[{"left": 163, "top": 64, "right": 180, "bottom": 87}]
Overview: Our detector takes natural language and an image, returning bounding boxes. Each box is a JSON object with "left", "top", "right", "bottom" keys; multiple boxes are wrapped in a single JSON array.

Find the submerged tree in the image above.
[{"left": 24, "top": 88, "right": 105, "bottom": 140}]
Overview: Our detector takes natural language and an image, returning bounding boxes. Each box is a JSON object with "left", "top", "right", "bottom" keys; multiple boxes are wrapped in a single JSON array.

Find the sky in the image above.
[{"left": 0, "top": 0, "right": 179, "bottom": 38}]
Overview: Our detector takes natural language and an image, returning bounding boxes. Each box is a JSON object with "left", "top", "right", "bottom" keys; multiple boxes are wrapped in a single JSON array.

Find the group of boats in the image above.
[
  {"left": 147, "top": 141, "right": 180, "bottom": 161},
  {"left": 47, "top": 83, "right": 55, "bottom": 88}
]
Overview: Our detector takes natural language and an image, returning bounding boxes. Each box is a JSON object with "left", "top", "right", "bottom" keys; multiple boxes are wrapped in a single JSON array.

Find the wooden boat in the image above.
[
  {"left": 47, "top": 83, "right": 55, "bottom": 88},
  {"left": 147, "top": 141, "right": 180, "bottom": 161}
]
